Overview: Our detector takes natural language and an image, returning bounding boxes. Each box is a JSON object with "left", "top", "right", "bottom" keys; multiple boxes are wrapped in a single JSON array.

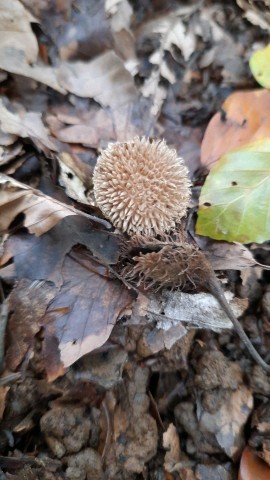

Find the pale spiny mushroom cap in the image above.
[{"left": 93, "top": 137, "right": 191, "bottom": 236}]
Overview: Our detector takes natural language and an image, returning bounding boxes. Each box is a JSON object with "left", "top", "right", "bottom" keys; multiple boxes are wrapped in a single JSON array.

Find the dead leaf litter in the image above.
[{"left": 0, "top": 1, "right": 270, "bottom": 479}]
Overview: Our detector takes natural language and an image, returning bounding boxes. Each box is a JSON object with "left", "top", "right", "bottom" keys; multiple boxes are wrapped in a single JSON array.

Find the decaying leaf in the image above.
[
  {"left": 238, "top": 446, "right": 270, "bottom": 480},
  {"left": 57, "top": 152, "right": 94, "bottom": 205},
  {"left": 5, "top": 279, "right": 57, "bottom": 371},
  {"left": 0, "top": 49, "right": 67, "bottom": 94},
  {"left": 0, "top": 174, "right": 109, "bottom": 236},
  {"left": 201, "top": 89, "right": 270, "bottom": 168},
  {"left": 130, "top": 290, "right": 247, "bottom": 333},
  {"left": 0, "top": 99, "right": 58, "bottom": 153},
  {"left": 197, "top": 138, "right": 270, "bottom": 243},
  {"left": 143, "top": 5, "right": 199, "bottom": 62},
  {"left": 163, "top": 423, "right": 181, "bottom": 473},
  {"left": 1, "top": 216, "right": 121, "bottom": 287},
  {"left": 58, "top": 51, "right": 138, "bottom": 108},
  {"left": 237, "top": 0, "right": 270, "bottom": 30},
  {"left": 105, "top": 0, "right": 138, "bottom": 75},
  {"left": 0, "top": 130, "right": 18, "bottom": 147},
  {"left": 43, "top": 250, "right": 132, "bottom": 378},
  {"left": 0, "top": 0, "right": 38, "bottom": 64},
  {"left": 0, "top": 142, "right": 24, "bottom": 167},
  {"left": 0, "top": 386, "right": 9, "bottom": 420},
  {"left": 195, "top": 237, "right": 258, "bottom": 270},
  {"left": 0, "top": 0, "right": 66, "bottom": 93},
  {"left": 48, "top": 109, "right": 115, "bottom": 147}
]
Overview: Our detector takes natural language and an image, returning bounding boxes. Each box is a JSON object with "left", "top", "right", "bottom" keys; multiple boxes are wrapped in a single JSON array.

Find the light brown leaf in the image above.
[
  {"left": 163, "top": 423, "right": 181, "bottom": 473},
  {"left": 0, "top": 0, "right": 66, "bottom": 93},
  {"left": 58, "top": 51, "right": 138, "bottom": 108},
  {"left": 0, "top": 174, "right": 109, "bottom": 236},
  {"left": 48, "top": 108, "right": 114, "bottom": 147},
  {"left": 0, "top": 0, "right": 38, "bottom": 64},
  {"left": 0, "top": 48, "right": 67, "bottom": 94},
  {"left": 0, "top": 99, "right": 58, "bottom": 152},
  {"left": 58, "top": 152, "right": 94, "bottom": 205},
  {"left": 0, "top": 143, "right": 24, "bottom": 167}
]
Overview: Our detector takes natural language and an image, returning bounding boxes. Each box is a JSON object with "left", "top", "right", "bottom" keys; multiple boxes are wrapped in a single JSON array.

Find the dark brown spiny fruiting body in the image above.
[{"left": 125, "top": 242, "right": 209, "bottom": 290}]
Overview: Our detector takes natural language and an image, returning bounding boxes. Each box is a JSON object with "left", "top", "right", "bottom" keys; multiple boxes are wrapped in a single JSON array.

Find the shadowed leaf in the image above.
[{"left": 43, "top": 250, "right": 132, "bottom": 379}]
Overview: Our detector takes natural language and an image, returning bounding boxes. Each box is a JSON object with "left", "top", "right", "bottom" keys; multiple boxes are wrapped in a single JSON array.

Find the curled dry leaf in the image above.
[
  {"left": 195, "top": 238, "right": 258, "bottom": 270},
  {"left": 0, "top": 174, "right": 110, "bottom": 236},
  {"left": 237, "top": 0, "right": 270, "bottom": 30},
  {"left": 0, "top": 0, "right": 66, "bottom": 93},
  {"left": 0, "top": 49, "right": 67, "bottom": 94},
  {"left": 163, "top": 423, "right": 181, "bottom": 473},
  {"left": 0, "top": 99, "right": 58, "bottom": 153},
  {"left": 105, "top": 0, "right": 138, "bottom": 75},
  {"left": 58, "top": 152, "right": 94, "bottom": 205},
  {"left": 48, "top": 108, "right": 115, "bottom": 147},
  {"left": 0, "top": 0, "right": 38, "bottom": 64},
  {"left": 0, "top": 143, "right": 24, "bottom": 167},
  {"left": 201, "top": 89, "right": 270, "bottom": 168}
]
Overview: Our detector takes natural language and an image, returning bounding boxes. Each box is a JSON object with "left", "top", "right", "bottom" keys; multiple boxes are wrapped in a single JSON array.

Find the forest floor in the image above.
[{"left": 0, "top": 1, "right": 270, "bottom": 479}]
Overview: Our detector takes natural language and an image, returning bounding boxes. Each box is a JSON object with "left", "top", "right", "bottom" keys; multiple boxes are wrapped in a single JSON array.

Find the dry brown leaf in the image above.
[
  {"left": 194, "top": 237, "right": 257, "bottom": 270},
  {"left": 0, "top": 99, "right": 59, "bottom": 152},
  {"left": 58, "top": 51, "right": 138, "bottom": 108},
  {"left": 105, "top": 0, "right": 138, "bottom": 75},
  {"left": 238, "top": 446, "right": 270, "bottom": 480},
  {"left": 58, "top": 152, "right": 94, "bottom": 205},
  {"left": 0, "top": 143, "right": 24, "bottom": 167},
  {"left": 0, "top": 0, "right": 66, "bottom": 93},
  {"left": 0, "top": 49, "right": 67, "bottom": 94},
  {"left": 237, "top": 0, "right": 270, "bottom": 30},
  {"left": 141, "top": 5, "right": 199, "bottom": 62},
  {"left": 48, "top": 108, "right": 115, "bottom": 147},
  {"left": 42, "top": 250, "right": 132, "bottom": 377},
  {"left": 0, "top": 0, "right": 38, "bottom": 64},
  {"left": 5, "top": 279, "right": 57, "bottom": 371},
  {"left": 0, "top": 386, "right": 9, "bottom": 420},
  {"left": 163, "top": 423, "right": 181, "bottom": 473},
  {"left": 0, "top": 174, "right": 110, "bottom": 236}
]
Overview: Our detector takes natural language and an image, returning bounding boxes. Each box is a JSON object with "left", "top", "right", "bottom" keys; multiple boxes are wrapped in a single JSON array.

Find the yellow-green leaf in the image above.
[
  {"left": 250, "top": 44, "right": 270, "bottom": 89},
  {"left": 196, "top": 139, "right": 270, "bottom": 244}
]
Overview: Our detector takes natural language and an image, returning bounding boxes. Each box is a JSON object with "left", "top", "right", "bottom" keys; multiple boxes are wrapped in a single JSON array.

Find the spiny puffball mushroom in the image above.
[{"left": 93, "top": 137, "right": 191, "bottom": 236}]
